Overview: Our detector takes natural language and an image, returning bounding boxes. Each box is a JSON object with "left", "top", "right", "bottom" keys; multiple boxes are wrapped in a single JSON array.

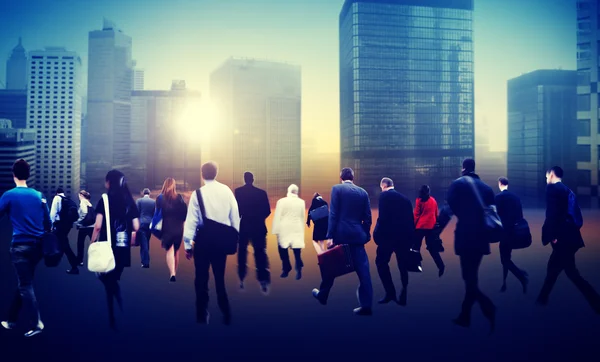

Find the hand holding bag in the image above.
[
  {"left": 317, "top": 244, "right": 355, "bottom": 280},
  {"left": 87, "top": 194, "right": 116, "bottom": 273},
  {"left": 150, "top": 195, "right": 163, "bottom": 239},
  {"left": 464, "top": 176, "right": 503, "bottom": 243}
]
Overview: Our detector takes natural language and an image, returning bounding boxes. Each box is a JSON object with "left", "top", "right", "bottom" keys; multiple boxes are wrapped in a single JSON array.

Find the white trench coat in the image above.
[{"left": 272, "top": 193, "right": 306, "bottom": 249}]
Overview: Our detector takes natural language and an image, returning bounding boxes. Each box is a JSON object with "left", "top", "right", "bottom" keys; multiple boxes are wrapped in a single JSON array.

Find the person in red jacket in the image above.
[{"left": 413, "top": 185, "right": 445, "bottom": 277}]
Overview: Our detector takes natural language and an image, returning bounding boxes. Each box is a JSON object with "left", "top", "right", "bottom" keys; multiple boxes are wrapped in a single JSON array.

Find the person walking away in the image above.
[
  {"left": 51, "top": 187, "right": 80, "bottom": 275},
  {"left": 136, "top": 188, "right": 155, "bottom": 268},
  {"left": 75, "top": 190, "right": 95, "bottom": 266},
  {"left": 272, "top": 184, "right": 306, "bottom": 280},
  {"left": 374, "top": 178, "right": 414, "bottom": 306},
  {"left": 447, "top": 158, "right": 496, "bottom": 333},
  {"left": 307, "top": 193, "right": 329, "bottom": 255},
  {"left": 312, "top": 167, "right": 373, "bottom": 316},
  {"left": 495, "top": 177, "right": 529, "bottom": 293},
  {"left": 536, "top": 166, "right": 600, "bottom": 314},
  {"left": 157, "top": 178, "right": 187, "bottom": 282},
  {"left": 413, "top": 185, "right": 445, "bottom": 277},
  {"left": 90, "top": 170, "right": 140, "bottom": 330},
  {"left": 0, "top": 159, "right": 50, "bottom": 337},
  {"left": 235, "top": 172, "right": 271, "bottom": 293},
  {"left": 184, "top": 161, "right": 240, "bottom": 325}
]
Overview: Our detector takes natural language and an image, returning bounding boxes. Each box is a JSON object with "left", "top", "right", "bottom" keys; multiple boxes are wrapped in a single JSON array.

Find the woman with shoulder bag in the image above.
[
  {"left": 156, "top": 178, "right": 187, "bottom": 282},
  {"left": 75, "top": 190, "right": 94, "bottom": 267},
  {"left": 307, "top": 193, "right": 329, "bottom": 255},
  {"left": 90, "top": 170, "right": 140, "bottom": 331},
  {"left": 413, "top": 185, "right": 445, "bottom": 277}
]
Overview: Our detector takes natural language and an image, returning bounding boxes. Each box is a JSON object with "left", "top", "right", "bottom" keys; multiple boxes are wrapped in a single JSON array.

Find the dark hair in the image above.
[
  {"left": 313, "top": 192, "right": 321, "bottom": 199},
  {"left": 419, "top": 185, "right": 430, "bottom": 201},
  {"left": 381, "top": 177, "right": 394, "bottom": 188},
  {"left": 105, "top": 169, "right": 135, "bottom": 211},
  {"left": 340, "top": 167, "right": 354, "bottom": 181},
  {"left": 547, "top": 166, "right": 564, "bottom": 179},
  {"left": 56, "top": 187, "right": 64, "bottom": 194},
  {"left": 12, "top": 159, "right": 30, "bottom": 181},
  {"left": 142, "top": 188, "right": 151, "bottom": 195},
  {"left": 244, "top": 172, "right": 254, "bottom": 185},
  {"left": 79, "top": 190, "right": 91, "bottom": 200},
  {"left": 498, "top": 177, "right": 509, "bottom": 186},
  {"left": 202, "top": 161, "right": 218, "bottom": 181},
  {"left": 462, "top": 158, "right": 475, "bottom": 173}
]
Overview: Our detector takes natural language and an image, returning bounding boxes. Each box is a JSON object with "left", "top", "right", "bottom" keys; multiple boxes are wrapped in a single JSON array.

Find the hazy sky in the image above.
[{"left": 0, "top": 0, "right": 576, "bottom": 152}]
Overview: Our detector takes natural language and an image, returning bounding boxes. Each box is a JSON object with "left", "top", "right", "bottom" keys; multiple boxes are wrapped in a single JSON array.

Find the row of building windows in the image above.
[{"left": 352, "top": 4, "right": 472, "bottom": 20}]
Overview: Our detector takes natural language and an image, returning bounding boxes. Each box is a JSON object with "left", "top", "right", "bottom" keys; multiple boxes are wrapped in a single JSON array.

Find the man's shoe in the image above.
[
  {"left": 197, "top": 312, "right": 210, "bottom": 324},
  {"left": 24, "top": 327, "right": 43, "bottom": 338},
  {"left": 296, "top": 269, "right": 302, "bottom": 280},
  {"left": 141, "top": 264, "right": 150, "bottom": 269},
  {"left": 79, "top": 262, "right": 84, "bottom": 267},
  {"left": 398, "top": 289, "right": 407, "bottom": 306},
  {"left": 1, "top": 321, "right": 16, "bottom": 330},
  {"left": 378, "top": 295, "right": 396, "bottom": 304},
  {"left": 66, "top": 268, "right": 79, "bottom": 275},
  {"left": 353, "top": 307, "right": 373, "bottom": 316},
  {"left": 169, "top": 275, "right": 177, "bottom": 282},
  {"left": 239, "top": 281, "right": 245, "bottom": 290},
  {"left": 438, "top": 267, "right": 445, "bottom": 278},
  {"left": 312, "top": 289, "right": 326, "bottom": 305},
  {"left": 260, "top": 282, "right": 270, "bottom": 296},
  {"left": 280, "top": 270, "right": 290, "bottom": 278}
]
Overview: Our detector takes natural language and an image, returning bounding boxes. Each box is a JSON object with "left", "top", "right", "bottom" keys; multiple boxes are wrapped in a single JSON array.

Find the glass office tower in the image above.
[{"left": 339, "top": 0, "right": 474, "bottom": 203}]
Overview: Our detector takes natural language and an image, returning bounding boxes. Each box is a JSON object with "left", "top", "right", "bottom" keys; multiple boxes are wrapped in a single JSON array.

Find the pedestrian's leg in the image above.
[
  {"left": 59, "top": 229, "right": 78, "bottom": 271},
  {"left": 76, "top": 229, "right": 87, "bottom": 265},
  {"left": 425, "top": 230, "right": 445, "bottom": 276},
  {"left": 140, "top": 226, "right": 150, "bottom": 267},
  {"left": 394, "top": 248, "right": 409, "bottom": 305},
  {"left": 237, "top": 235, "right": 249, "bottom": 284},
  {"left": 211, "top": 250, "right": 231, "bottom": 323},
  {"left": 353, "top": 245, "right": 373, "bottom": 310},
  {"left": 193, "top": 246, "right": 211, "bottom": 322},
  {"left": 562, "top": 249, "right": 600, "bottom": 314},
  {"left": 166, "top": 244, "right": 176, "bottom": 277},
  {"left": 375, "top": 245, "right": 396, "bottom": 299},
  {"left": 279, "top": 246, "right": 292, "bottom": 276},
  {"left": 456, "top": 254, "right": 479, "bottom": 325},
  {"left": 293, "top": 248, "right": 303, "bottom": 280},
  {"left": 253, "top": 235, "right": 270, "bottom": 284},
  {"left": 537, "top": 249, "right": 563, "bottom": 304}
]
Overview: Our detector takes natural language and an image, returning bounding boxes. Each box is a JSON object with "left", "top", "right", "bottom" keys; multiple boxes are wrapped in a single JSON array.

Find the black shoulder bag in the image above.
[{"left": 193, "top": 189, "right": 239, "bottom": 255}]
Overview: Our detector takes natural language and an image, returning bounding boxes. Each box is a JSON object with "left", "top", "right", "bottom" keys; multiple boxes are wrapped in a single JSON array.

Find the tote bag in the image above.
[{"left": 87, "top": 194, "right": 116, "bottom": 273}]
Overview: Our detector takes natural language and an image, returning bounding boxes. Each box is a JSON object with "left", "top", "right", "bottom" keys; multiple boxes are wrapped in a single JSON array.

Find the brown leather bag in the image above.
[{"left": 317, "top": 244, "right": 355, "bottom": 280}]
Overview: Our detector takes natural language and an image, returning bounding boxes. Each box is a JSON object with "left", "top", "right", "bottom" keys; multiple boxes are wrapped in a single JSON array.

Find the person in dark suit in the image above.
[
  {"left": 374, "top": 177, "right": 414, "bottom": 306},
  {"left": 495, "top": 177, "right": 529, "bottom": 293},
  {"left": 536, "top": 166, "right": 600, "bottom": 314},
  {"left": 234, "top": 172, "right": 271, "bottom": 294},
  {"left": 312, "top": 167, "right": 373, "bottom": 316},
  {"left": 447, "top": 159, "right": 496, "bottom": 333}
]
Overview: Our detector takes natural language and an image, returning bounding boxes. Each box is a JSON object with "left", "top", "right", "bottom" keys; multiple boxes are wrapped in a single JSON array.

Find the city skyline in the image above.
[{"left": 0, "top": 0, "right": 577, "bottom": 154}]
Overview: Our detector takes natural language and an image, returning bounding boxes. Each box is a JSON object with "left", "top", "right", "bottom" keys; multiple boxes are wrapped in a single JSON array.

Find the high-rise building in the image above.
[
  {"left": 132, "top": 60, "right": 144, "bottom": 90},
  {"left": 507, "top": 70, "right": 577, "bottom": 208},
  {"left": 27, "top": 47, "right": 83, "bottom": 199},
  {"left": 576, "top": 0, "right": 600, "bottom": 207},
  {"left": 6, "top": 37, "right": 27, "bottom": 90},
  {"left": 130, "top": 81, "right": 201, "bottom": 193},
  {"left": 85, "top": 19, "right": 133, "bottom": 201},
  {"left": 0, "top": 120, "right": 36, "bottom": 195},
  {"left": 339, "top": 0, "right": 474, "bottom": 203},
  {"left": 210, "top": 58, "right": 301, "bottom": 204},
  {"left": 0, "top": 89, "right": 27, "bottom": 128}
]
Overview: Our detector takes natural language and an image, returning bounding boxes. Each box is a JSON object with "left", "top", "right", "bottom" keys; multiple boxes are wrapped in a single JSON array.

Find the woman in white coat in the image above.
[{"left": 272, "top": 184, "right": 306, "bottom": 280}]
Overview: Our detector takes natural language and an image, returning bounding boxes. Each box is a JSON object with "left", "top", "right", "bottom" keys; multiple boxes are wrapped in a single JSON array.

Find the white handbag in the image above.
[{"left": 87, "top": 193, "right": 116, "bottom": 273}]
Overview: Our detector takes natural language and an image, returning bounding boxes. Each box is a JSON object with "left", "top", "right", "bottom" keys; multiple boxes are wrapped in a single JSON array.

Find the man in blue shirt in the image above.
[{"left": 0, "top": 159, "right": 50, "bottom": 338}]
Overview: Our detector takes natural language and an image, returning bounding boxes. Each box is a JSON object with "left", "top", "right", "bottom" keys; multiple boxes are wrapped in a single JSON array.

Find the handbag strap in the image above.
[
  {"left": 195, "top": 189, "right": 208, "bottom": 224},
  {"left": 463, "top": 176, "right": 486, "bottom": 211},
  {"left": 102, "top": 193, "right": 112, "bottom": 244}
]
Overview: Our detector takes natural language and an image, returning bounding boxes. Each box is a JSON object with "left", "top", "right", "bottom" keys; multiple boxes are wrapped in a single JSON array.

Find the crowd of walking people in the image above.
[{"left": 0, "top": 157, "right": 599, "bottom": 337}]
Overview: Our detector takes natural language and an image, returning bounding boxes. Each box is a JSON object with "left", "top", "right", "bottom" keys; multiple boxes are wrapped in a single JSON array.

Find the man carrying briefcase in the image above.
[{"left": 312, "top": 168, "right": 373, "bottom": 316}]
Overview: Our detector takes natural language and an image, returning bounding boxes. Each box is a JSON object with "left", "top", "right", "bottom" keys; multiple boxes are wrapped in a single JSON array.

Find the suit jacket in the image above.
[
  {"left": 542, "top": 182, "right": 584, "bottom": 249},
  {"left": 326, "top": 181, "right": 372, "bottom": 245},
  {"left": 374, "top": 189, "right": 414, "bottom": 249},
  {"left": 495, "top": 190, "right": 523, "bottom": 232},
  {"left": 235, "top": 184, "right": 271, "bottom": 236},
  {"left": 447, "top": 172, "right": 496, "bottom": 256}
]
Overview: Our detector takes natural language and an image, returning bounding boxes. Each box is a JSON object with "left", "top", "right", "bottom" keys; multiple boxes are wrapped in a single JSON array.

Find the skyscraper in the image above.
[
  {"left": 507, "top": 70, "right": 577, "bottom": 208},
  {"left": 339, "top": 0, "right": 474, "bottom": 203},
  {"left": 132, "top": 60, "right": 144, "bottom": 90},
  {"left": 85, "top": 20, "right": 133, "bottom": 200},
  {"left": 130, "top": 81, "right": 201, "bottom": 193},
  {"left": 6, "top": 37, "right": 27, "bottom": 90},
  {"left": 210, "top": 58, "right": 301, "bottom": 204},
  {"left": 0, "top": 120, "right": 36, "bottom": 195},
  {"left": 0, "top": 89, "right": 27, "bottom": 128},
  {"left": 576, "top": 0, "right": 599, "bottom": 207},
  {"left": 27, "top": 47, "right": 83, "bottom": 198}
]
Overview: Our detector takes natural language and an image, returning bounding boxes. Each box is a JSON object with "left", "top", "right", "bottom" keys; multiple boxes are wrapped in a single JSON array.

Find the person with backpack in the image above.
[
  {"left": 537, "top": 166, "right": 600, "bottom": 314},
  {"left": 75, "top": 190, "right": 95, "bottom": 266},
  {"left": 50, "top": 187, "right": 80, "bottom": 275},
  {"left": 0, "top": 159, "right": 50, "bottom": 338}
]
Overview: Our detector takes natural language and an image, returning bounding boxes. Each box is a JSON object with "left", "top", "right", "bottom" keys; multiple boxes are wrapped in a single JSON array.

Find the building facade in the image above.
[
  {"left": 576, "top": 0, "right": 600, "bottom": 207},
  {"left": 210, "top": 58, "right": 301, "bottom": 204},
  {"left": 132, "top": 61, "right": 144, "bottom": 91},
  {"left": 0, "top": 123, "right": 36, "bottom": 195},
  {"left": 130, "top": 81, "right": 201, "bottom": 194},
  {"left": 0, "top": 90, "right": 27, "bottom": 128},
  {"left": 26, "top": 47, "right": 83, "bottom": 199},
  {"left": 507, "top": 70, "right": 577, "bottom": 208},
  {"left": 339, "top": 0, "right": 474, "bottom": 203},
  {"left": 6, "top": 37, "right": 27, "bottom": 90},
  {"left": 85, "top": 20, "right": 133, "bottom": 201}
]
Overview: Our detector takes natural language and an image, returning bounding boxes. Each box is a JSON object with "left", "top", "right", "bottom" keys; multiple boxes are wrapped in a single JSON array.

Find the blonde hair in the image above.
[
  {"left": 161, "top": 178, "right": 177, "bottom": 201},
  {"left": 288, "top": 184, "right": 299, "bottom": 195}
]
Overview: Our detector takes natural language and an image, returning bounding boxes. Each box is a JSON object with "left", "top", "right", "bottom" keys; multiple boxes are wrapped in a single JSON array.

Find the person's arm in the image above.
[
  {"left": 543, "top": 185, "right": 559, "bottom": 244},
  {"left": 0, "top": 193, "right": 9, "bottom": 219},
  {"left": 76, "top": 202, "right": 87, "bottom": 225},
  {"left": 91, "top": 213, "right": 104, "bottom": 243},
  {"left": 326, "top": 187, "right": 339, "bottom": 240},
  {"left": 263, "top": 191, "right": 271, "bottom": 219},
  {"left": 49, "top": 195, "right": 59, "bottom": 223},
  {"left": 447, "top": 181, "right": 459, "bottom": 216},
  {"left": 363, "top": 193, "right": 372, "bottom": 241},
  {"left": 229, "top": 190, "right": 240, "bottom": 232},
  {"left": 234, "top": 189, "right": 242, "bottom": 218},
  {"left": 42, "top": 198, "right": 51, "bottom": 232},
  {"left": 414, "top": 198, "right": 423, "bottom": 224},
  {"left": 183, "top": 191, "right": 202, "bottom": 251},
  {"left": 306, "top": 204, "right": 312, "bottom": 227},
  {"left": 272, "top": 200, "right": 282, "bottom": 235}
]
